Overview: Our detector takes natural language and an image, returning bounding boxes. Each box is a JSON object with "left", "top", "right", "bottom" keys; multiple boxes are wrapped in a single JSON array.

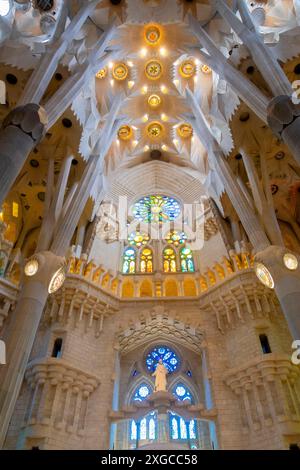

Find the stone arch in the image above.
[
  {"left": 139, "top": 279, "right": 153, "bottom": 297},
  {"left": 183, "top": 278, "right": 197, "bottom": 296},
  {"left": 122, "top": 280, "right": 134, "bottom": 298},
  {"left": 164, "top": 278, "right": 178, "bottom": 297}
]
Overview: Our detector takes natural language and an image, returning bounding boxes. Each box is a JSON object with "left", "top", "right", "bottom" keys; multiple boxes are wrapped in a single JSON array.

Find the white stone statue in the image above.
[{"left": 152, "top": 359, "right": 168, "bottom": 392}]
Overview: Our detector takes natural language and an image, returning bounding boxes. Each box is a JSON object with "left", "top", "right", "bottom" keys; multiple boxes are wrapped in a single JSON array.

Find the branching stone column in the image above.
[
  {"left": 185, "top": 90, "right": 300, "bottom": 339},
  {"left": 0, "top": 104, "right": 47, "bottom": 206},
  {"left": 188, "top": 13, "right": 300, "bottom": 165},
  {"left": 0, "top": 251, "right": 65, "bottom": 448},
  {"left": 254, "top": 246, "right": 300, "bottom": 340}
]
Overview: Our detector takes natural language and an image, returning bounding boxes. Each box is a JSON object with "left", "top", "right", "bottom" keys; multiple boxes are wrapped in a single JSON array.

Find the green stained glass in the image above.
[
  {"left": 132, "top": 195, "right": 181, "bottom": 224},
  {"left": 123, "top": 247, "right": 136, "bottom": 274},
  {"left": 180, "top": 247, "right": 194, "bottom": 273}
]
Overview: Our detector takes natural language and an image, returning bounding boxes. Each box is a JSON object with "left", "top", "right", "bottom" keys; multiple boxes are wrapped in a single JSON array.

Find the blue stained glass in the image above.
[
  {"left": 146, "top": 346, "right": 180, "bottom": 374},
  {"left": 133, "top": 383, "right": 153, "bottom": 402},
  {"left": 173, "top": 383, "right": 193, "bottom": 402}
]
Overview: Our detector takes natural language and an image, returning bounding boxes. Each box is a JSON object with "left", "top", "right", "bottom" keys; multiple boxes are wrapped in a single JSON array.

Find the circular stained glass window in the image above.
[
  {"left": 132, "top": 195, "right": 181, "bottom": 224},
  {"left": 133, "top": 383, "right": 152, "bottom": 402},
  {"left": 146, "top": 346, "right": 180, "bottom": 374},
  {"left": 173, "top": 384, "right": 193, "bottom": 401}
]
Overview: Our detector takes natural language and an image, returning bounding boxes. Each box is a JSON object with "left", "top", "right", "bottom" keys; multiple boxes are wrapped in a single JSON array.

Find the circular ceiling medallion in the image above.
[
  {"left": 113, "top": 63, "right": 128, "bottom": 81},
  {"left": 96, "top": 67, "right": 107, "bottom": 79},
  {"left": 24, "top": 258, "right": 39, "bottom": 277},
  {"left": 201, "top": 64, "right": 212, "bottom": 74},
  {"left": 118, "top": 125, "right": 133, "bottom": 141},
  {"left": 179, "top": 60, "right": 196, "bottom": 79},
  {"left": 147, "top": 122, "right": 163, "bottom": 138},
  {"left": 177, "top": 123, "right": 193, "bottom": 139},
  {"left": 283, "top": 253, "right": 298, "bottom": 271},
  {"left": 145, "top": 25, "right": 161, "bottom": 45},
  {"left": 145, "top": 60, "right": 163, "bottom": 80},
  {"left": 148, "top": 94, "right": 162, "bottom": 108}
]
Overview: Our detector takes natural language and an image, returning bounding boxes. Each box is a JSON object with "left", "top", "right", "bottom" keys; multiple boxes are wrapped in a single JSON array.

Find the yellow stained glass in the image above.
[{"left": 12, "top": 202, "right": 19, "bottom": 218}]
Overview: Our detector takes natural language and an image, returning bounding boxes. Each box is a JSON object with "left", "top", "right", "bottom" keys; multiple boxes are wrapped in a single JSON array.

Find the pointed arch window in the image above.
[
  {"left": 122, "top": 247, "right": 136, "bottom": 274},
  {"left": 140, "top": 248, "right": 153, "bottom": 273},
  {"left": 163, "top": 247, "right": 177, "bottom": 273},
  {"left": 180, "top": 247, "right": 195, "bottom": 273}
]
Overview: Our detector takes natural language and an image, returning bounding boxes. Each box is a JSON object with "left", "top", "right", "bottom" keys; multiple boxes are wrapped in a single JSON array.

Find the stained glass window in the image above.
[
  {"left": 133, "top": 383, "right": 152, "bottom": 402},
  {"left": 132, "top": 195, "right": 181, "bottom": 224},
  {"left": 171, "top": 417, "right": 179, "bottom": 439},
  {"left": 131, "top": 420, "right": 137, "bottom": 440},
  {"left": 122, "top": 247, "right": 136, "bottom": 274},
  {"left": 140, "top": 418, "right": 147, "bottom": 440},
  {"left": 146, "top": 346, "right": 179, "bottom": 374},
  {"left": 140, "top": 248, "right": 153, "bottom": 273},
  {"left": 189, "top": 420, "right": 196, "bottom": 439},
  {"left": 180, "top": 247, "right": 195, "bottom": 273},
  {"left": 180, "top": 418, "right": 187, "bottom": 439},
  {"left": 149, "top": 418, "right": 155, "bottom": 440},
  {"left": 128, "top": 231, "right": 150, "bottom": 247},
  {"left": 163, "top": 247, "right": 177, "bottom": 273},
  {"left": 130, "top": 412, "right": 157, "bottom": 442},
  {"left": 170, "top": 413, "right": 189, "bottom": 440},
  {"left": 165, "top": 230, "right": 187, "bottom": 246},
  {"left": 173, "top": 384, "right": 193, "bottom": 402}
]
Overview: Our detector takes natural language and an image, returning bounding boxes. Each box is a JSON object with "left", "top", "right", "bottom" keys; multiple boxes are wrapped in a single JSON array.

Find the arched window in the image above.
[
  {"left": 122, "top": 247, "right": 136, "bottom": 274},
  {"left": 146, "top": 345, "right": 179, "bottom": 374},
  {"left": 52, "top": 338, "right": 63, "bottom": 358},
  {"left": 140, "top": 248, "right": 153, "bottom": 273},
  {"left": 169, "top": 413, "right": 197, "bottom": 441},
  {"left": 163, "top": 247, "right": 177, "bottom": 273},
  {"left": 180, "top": 247, "right": 195, "bottom": 273},
  {"left": 130, "top": 384, "right": 157, "bottom": 443}
]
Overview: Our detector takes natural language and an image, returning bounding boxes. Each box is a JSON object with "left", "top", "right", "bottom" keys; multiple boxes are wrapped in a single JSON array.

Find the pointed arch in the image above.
[
  {"left": 122, "top": 247, "right": 137, "bottom": 274},
  {"left": 163, "top": 247, "right": 177, "bottom": 273},
  {"left": 180, "top": 247, "right": 195, "bottom": 273},
  {"left": 140, "top": 247, "right": 153, "bottom": 273}
]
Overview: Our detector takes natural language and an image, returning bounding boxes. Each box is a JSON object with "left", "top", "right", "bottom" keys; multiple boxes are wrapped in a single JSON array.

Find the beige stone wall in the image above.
[{"left": 3, "top": 271, "right": 300, "bottom": 450}]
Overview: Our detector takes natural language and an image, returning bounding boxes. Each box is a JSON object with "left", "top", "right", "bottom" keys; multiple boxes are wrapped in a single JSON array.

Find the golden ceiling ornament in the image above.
[
  {"left": 145, "top": 24, "right": 161, "bottom": 45},
  {"left": 148, "top": 94, "right": 162, "bottom": 108},
  {"left": 201, "top": 64, "right": 212, "bottom": 74},
  {"left": 118, "top": 125, "right": 133, "bottom": 141},
  {"left": 112, "top": 63, "right": 129, "bottom": 81},
  {"left": 177, "top": 123, "right": 193, "bottom": 139},
  {"left": 96, "top": 67, "right": 107, "bottom": 79},
  {"left": 179, "top": 59, "right": 196, "bottom": 79},
  {"left": 147, "top": 121, "right": 163, "bottom": 138},
  {"left": 145, "top": 60, "right": 163, "bottom": 80}
]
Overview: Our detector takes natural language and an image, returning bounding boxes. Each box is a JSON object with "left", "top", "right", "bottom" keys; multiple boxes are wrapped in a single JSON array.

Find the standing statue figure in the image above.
[{"left": 152, "top": 359, "right": 168, "bottom": 392}]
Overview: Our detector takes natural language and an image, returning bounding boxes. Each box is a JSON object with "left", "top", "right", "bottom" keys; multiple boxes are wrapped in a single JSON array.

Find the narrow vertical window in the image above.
[
  {"left": 259, "top": 334, "right": 271, "bottom": 354},
  {"left": 52, "top": 338, "right": 63, "bottom": 358}
]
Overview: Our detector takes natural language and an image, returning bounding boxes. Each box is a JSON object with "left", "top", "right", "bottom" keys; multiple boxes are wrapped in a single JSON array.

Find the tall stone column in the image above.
[
  {"left": 255, "top": 246, "right": 300, "bottom": 339},
  {"left": 187, "top": 90, "right": 300, "bottom": 341},
  {"left": 0, "top": 104, "right": 47, "bottom": 206},
  {"left": 0, "top": 251, "right": 65, "bottom": 448},
  {"left": 109, "top": 346, "right": 121, "bottom": 450}
]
